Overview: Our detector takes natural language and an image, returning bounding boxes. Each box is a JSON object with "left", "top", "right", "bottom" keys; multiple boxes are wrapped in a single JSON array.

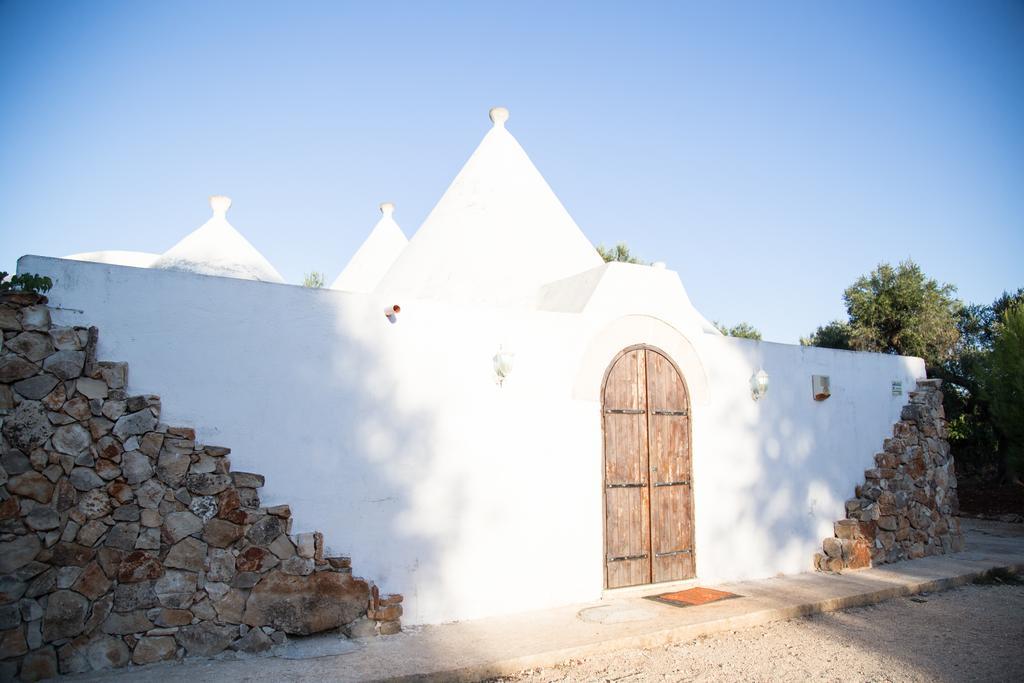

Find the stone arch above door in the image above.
[{"left": 573, "top": 315, "right": 709, "bottom": 406}]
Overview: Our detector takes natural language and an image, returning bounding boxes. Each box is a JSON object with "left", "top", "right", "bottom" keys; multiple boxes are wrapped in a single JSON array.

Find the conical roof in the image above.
[
  {"left": 330, "top": 202, "right": 408, "bottom": 292},
  {"left": 375, "top": 108, "right": 602, "bottom": 306},
  {"left": 64, "top": 250, "right": 161, "bottom": 269},
  {"left": 152, "top": 196, "right": 285, "bottom": 283}
]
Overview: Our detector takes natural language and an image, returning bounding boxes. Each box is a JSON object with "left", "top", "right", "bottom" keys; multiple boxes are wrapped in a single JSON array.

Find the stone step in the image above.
[
  {"left": 91, "top": 360, "right": 128, "bottom": 390},
  {"left": 231, "top": 472, "right": 265, "bottom": 489},
  {"left": 0, "top": 295, "right": 402, "bottom": 678}
]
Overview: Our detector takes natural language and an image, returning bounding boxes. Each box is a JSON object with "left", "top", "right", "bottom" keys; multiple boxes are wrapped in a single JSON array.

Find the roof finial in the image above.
[
  {"left": 209, "top": 195, "right": 232, "bottom": 217},
  {"left": 379, "top": 202, "right": 395, "bottom": 217},
  {"left": 489, "top": 106, "right": 510, "bottom": 127}
]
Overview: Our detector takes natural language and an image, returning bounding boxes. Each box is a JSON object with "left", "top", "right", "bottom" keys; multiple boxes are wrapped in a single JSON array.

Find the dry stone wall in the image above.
[
  {"left": 814, "top": 379, "right": 964, "bottom": 573},
  {"left": 0, "top": 292, "right": 401, "bottom": 681}
]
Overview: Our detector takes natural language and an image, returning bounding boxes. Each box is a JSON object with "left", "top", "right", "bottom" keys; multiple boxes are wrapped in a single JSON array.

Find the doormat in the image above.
[{"left": 645, "top": 587, "right": 740, "bottom": 607}]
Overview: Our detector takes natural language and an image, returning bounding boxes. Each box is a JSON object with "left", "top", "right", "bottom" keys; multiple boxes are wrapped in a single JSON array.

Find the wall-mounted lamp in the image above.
[
  {"left": 750, "top": 369, "right": 769, "bottom": 401},
  {"left": 493, "top": 347, "right": 514, "bottom": 386},
  {"left": 812, "top": 375, "right": 831, "bottom": 401},
  {"left": 385, "top": 304, "right": 401, "bottom": 323}
]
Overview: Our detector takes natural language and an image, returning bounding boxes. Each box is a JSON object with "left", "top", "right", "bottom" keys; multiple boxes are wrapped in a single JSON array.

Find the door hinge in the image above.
[
  {"left": 654, "top": 549, "right": 692, "bottom": 558},
  {"left": 653, "top": 480, "right": 690, "bottom": 487}
]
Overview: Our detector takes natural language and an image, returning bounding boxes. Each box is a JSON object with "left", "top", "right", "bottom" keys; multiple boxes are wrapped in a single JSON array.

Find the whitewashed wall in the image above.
[{"left": 19, "top": 256, "right": 925, "bottom": 625}]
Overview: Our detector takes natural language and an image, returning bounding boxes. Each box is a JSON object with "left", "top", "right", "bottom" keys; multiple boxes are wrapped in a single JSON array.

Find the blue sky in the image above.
[{"left": 1, "top": 1, "right": 1021, "bottom": 342}]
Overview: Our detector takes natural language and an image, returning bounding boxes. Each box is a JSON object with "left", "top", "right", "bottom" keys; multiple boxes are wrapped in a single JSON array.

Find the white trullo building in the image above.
[{"left": 19, "top": 107, "right": 956, "bottom": 626}]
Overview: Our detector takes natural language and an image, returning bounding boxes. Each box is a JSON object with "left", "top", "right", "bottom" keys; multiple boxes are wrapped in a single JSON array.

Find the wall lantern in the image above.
[
  {"left": 812, "top": 375, "right": 831, "bottom": 401},
  {"left": 750, "top": 369, "right": 769, "bottom": 401},
  {"left": 493, "top": 347, "right": 515, "bottom": 386},
  {"left": 385, "top": 304, "right": 400, "bottom": 322}
]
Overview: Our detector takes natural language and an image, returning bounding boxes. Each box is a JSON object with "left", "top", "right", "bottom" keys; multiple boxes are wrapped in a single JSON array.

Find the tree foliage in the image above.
[
  {"left": 0, "top": 271, "right": 52, "bottom": 294},
  {"left": 842, "top": 261, "right": 961, "bottom": 367},
  {"left": 714, "top": 321, "right": 762, "bottom": 340},
  {"left": 596, "top": 243, "right": 646, "bottom": 265},
  {"left": 803, "top": 260, "right": 1021, "bottom": 481},
  {"left": 980, "top": 302, "right": 1024, "bottom": 478},
  {"left": 800, "top": 320, "right": 852, "bottom": 350},
  {"left": 302, "top": 271, "right": 326, "bottom": 288}
]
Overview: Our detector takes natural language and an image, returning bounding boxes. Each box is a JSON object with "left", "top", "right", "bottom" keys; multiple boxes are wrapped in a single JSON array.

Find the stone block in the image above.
[
  {"left": 294, "top": 532, "right": 316, "bottom": 559},
  {"left": 13, "top": 375, "right": 59, "bottom": 401},
  {"left": 75, "top": 376, "right": 108, "bottom": 400},
  {"left": 203, "top": 518, "right": 244, "bottom": 548},
  {"left": 175, "top": 622, "right": 237, "bottom": 657},
  {"left": 71, "top": 562, "right": 111, "bottom": 600},
  {"left": 232, "top": 472, "right": 265, "bottom": 489},
  {"left": 132, "top": 635, "right": 177, "bottom": 664},
  {"left": 42, "top": 590, "right": 89, "bottom": 641},
  {"left": 3, "top": 403, "right": 54, "bottom": 454},
  {"left": 368, "top": 604, "right": 402, "bottom": 621},
  {"left": 377, "top": 620, "right": 402, "bottom": 635},
  {"left": 43, "top": 349, "right": 85, "bottom": 380},
  {"left": 231, "top": 625, "right": 273, "bottom": 653},
  {"left": 280, "top": 557, "right": 314, "bottom": 576},
  {"left": 822, "top": 537, "right": 842, "bottom": 559},
  {"left": 95, "top": 361, "right": 128, "bottom": 390},
  {"left": 103, "top": 610, "right": 155, "bottom": 635},
  {"left": 242, "top": 571, "right": 370, "bottom": 636},
  {"left": 113, "top": 410, "right": 158, "bottom": 440},
  {"left": 20, "top": 644, "right": 58, "bottom": 681},
  {"left": 117, "top": 551, "right": 164, "bottom": 583},
  {"left": 163, "top": 510, "right": 203, "bottom": 544},
  {"left": 247, "top": 516, "right": 284, "bottom": 546},
  {"left": 85, "top": 633, "right": 130, "bottom": 670},
  {"left": 0, "top": 355, "right": 40, "bottom": 382},
  {"left": 185, "top": 473, "right": 232, "bottom": 496}
]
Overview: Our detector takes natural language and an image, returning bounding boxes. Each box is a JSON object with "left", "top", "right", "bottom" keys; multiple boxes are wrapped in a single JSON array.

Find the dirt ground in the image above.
[
  {"left": 957, "top": 477, "right": 1024, "bottom": 517},
  {"left": 495, "top": 580, "right": 1024, "bottom": 683}
]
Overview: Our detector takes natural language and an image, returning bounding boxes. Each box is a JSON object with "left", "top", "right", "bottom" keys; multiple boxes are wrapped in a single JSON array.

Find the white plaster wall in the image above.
[
  {"left": 19, "top": 256, "right": 925, "bottom": 625},
  {"left": 691, "top": 337, "right": 924, "bottom": 583}
]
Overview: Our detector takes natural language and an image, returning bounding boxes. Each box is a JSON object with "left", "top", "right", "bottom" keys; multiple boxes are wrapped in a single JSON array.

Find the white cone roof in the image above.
[
  {"left": 64, "top": 250, "right": 161, "bottom": 269},
  {"left": 375, "top": 107, "right": 602, "bottom": 306},
  {"left": 331, "top": 202, "right": 408, "bottom": 292},
  {"left": 151, "top": 196, "right": 285, "bottom": 283}
]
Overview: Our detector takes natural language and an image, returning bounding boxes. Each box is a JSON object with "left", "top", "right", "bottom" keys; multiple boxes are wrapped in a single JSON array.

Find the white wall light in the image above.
[
  {"left": 493, "top": 347, "right": 514, "bottom": 386},
  {"left": 750, "top": 369, "right": 769, "bottom": 401}
]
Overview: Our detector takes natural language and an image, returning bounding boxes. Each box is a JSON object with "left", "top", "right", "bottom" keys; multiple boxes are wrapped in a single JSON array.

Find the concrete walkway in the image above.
[{"left": 73, "top": 519, "right": 1024, "bottom": 683}]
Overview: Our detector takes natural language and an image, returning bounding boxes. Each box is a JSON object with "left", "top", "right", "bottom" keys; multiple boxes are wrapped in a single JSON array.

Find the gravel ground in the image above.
[{"left": 496, "top": 581, "right": 1024, "bottom": 682}]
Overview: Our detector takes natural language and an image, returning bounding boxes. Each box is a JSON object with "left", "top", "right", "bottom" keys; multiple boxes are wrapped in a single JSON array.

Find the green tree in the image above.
[
  {"left": 596, "top": 243, "right": 647, "bottom": 265},
  {"left": 800, "top": 320, "right": 852, "bottom": 350},
  {"left": 980, "top": 303, "right": 1024, "bottom": 481},
  {"left": 302, "top": 271, "right": 326, "bottom": 288},
  {"left": 936, "top": 289, "right": 1024, "bottom": 479},
  {"left": 0, "top": 271, "right": 52, "bottom": 294},
  {"left": 714, "top": 321, "right": 762, "bottom": 340},
  {"left": 842, "top": 260, "right": 961, "bottom": 367}
]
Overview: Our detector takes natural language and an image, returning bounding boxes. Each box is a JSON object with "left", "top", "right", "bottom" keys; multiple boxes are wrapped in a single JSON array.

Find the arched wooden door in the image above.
[{"left": 602, "top": 346, "right": 695, "bottom": 589}]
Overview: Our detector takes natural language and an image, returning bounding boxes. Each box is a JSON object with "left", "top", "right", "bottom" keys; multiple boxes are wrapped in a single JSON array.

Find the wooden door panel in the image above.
[
  {"left": 604, "top": 414, "right": 647, "bottom": 484},
  {"left": 604, "top": 487, "right": 651, "bottom": 587},
  {"left": 604, "top": 349, "right": 646, "bottom": 411},
  {"left": 650, "top": 485, "right": 695, "bottom": 582},
  {"left": 604, "top": 346, "right": 693, "bottom": 589},
  {"left": 645, "top": 350, "right": 694, "bottom": 584},
  {"left": 603, "top": 349, "right": 650, "bottom": 589},
  {"left": 646, "top": 350, "right": 688, "bottom": 413}
]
